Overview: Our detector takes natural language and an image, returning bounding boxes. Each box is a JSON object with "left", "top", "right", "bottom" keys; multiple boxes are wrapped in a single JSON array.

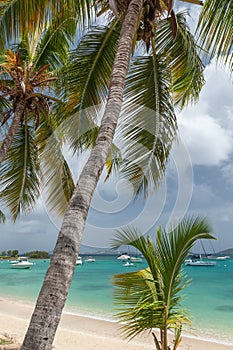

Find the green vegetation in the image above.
[
  {"left": 112, "top": 217, "right": 215, "bottom": 350},
  {"left": 24, "top": 251, "right": 50, "bottom": 259},
  {"left": 0, "top": 250, "right": 50, "bottom": 259},
  {"left": 0, "top": 250, "right": 19, "bottom": 257}
]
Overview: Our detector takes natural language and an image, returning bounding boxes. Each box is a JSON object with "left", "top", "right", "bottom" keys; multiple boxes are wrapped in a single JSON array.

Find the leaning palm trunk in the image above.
[
  {"left": 21, "top": 0, "right": 143, "bottom": 349},
  {"left": 0, "top": 100, "right": 25, "bottom": 165}
]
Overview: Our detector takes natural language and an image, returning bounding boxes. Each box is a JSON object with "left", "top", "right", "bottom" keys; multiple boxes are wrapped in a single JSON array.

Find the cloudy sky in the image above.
[
  {"left": 0, "top": 7, "right": 233, "bottom": 254},
  {"left": 1, "top": 58, "right": 232, "bottom": 254}
]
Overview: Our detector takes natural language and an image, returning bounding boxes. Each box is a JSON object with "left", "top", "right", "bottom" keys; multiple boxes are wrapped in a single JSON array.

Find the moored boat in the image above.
[
  {"left": 123, "top": 261, "right": 134, "bottom": 267},
  {"left": 215, "top": 256, "right": 230, "bottom": 260},
  {"left": 130, "top": 257, "right": 143, "bottom": 263},
  {"left": 76, "top": 257, "right": 83, "bottom": 265},
  {"left": 117, "top": 254, "right": 130, "bottom": 261},
  {"left": 10, "top": 257, "right": 33, "bottom": 269},
  {"left": 84, "top": 256, "right": 96, "bottom": 262},
  {"left": 185, "top": 258, "right": 216, "bottom": 266}
]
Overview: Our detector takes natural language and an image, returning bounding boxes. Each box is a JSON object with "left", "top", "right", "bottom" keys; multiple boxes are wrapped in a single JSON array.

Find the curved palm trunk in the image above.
[
  {"left": 0, "top": 100, "right": 25, "bottom": 165},
  {"left": 21, "top": 1, "right": 143, "bottom": 349}
]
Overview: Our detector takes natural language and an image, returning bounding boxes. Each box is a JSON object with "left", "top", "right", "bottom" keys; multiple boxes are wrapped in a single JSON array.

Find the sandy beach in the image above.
[{"left": 0, "top": 297, "right": 232, "bottom": 350}]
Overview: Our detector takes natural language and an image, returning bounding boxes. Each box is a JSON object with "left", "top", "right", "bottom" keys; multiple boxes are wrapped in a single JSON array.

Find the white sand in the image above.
[{"left": 0, "top": 297, "right": 232, "bottom": 350}]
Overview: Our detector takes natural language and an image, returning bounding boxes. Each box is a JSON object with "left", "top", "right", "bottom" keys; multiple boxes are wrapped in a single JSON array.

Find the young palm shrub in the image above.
[{"left": 112, "top": 216, "right": 216, "bottom": 350}]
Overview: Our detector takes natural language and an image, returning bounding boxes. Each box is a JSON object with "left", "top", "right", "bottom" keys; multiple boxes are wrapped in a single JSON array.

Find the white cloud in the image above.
[
  {"left": 178, "top": 112, "right": 233, "bottom": 165},
  {"left": 177, "top": 59, "right": 233, "bottom": 166}
]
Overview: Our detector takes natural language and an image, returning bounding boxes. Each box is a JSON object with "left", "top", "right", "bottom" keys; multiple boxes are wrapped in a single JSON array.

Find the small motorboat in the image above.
[
  {"left": 130, "top": 257, "right": 143, "bottom": 263},
  {"left": 117, "top": 254, "right": 131, "bottom": 261},
  {"left": 76, "top": 257, "right": 83, "bottom": 265},
  {"left": 84, "top": 256, "right": 96, "bottom": 262},
  {"left": 10, "top": 257, "right": 33, "bottom": 269},
  {"left": 123, "top": 261, "right": 134, "bottom": 267}
]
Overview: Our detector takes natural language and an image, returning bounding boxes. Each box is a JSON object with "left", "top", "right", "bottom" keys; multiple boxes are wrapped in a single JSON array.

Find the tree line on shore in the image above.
[{"left": 0, "top": 250, "right": 50, "bottom": 259}]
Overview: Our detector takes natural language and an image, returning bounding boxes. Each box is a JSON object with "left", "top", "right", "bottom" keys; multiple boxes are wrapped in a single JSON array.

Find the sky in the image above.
[{"left": 0, "top": 9, "right": 233, "bottom": 254}]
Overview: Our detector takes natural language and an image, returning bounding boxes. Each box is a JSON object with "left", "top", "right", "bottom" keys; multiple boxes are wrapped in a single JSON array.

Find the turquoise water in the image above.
[{"left": 0, "top": 256, "right": 233, "bottom": 343}]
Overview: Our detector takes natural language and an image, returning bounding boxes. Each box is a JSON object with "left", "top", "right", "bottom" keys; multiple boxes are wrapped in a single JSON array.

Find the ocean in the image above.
[{"left": 0, "top": 256, "right": 233, "bottom": 345}]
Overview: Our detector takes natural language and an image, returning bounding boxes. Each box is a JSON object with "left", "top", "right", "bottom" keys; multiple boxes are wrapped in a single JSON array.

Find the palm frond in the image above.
[
  {"left": 36, "top": 114, "right": 75, "bottom": 216},
  {"left": 111, "top": 226, "right": 160, "bottom": 281},
  {"left": 0, "top": 210, "right": 6, "bottom": 223},
  {"left": 105, "top": 142, "right": 122, "bottom": 180},
  {"left": 179, "top": 0, "right": 203, "bottom": 4},
  {"left": 0, "top": 123, "right": 40, "bottom": 221},
  {"left": 55, "top": 21, "right": 121, "bottom": 155},
  {"left": 60, "top": 20, "right": 121, "bottom": 117},
  {"left": 0, "top": 0, "right": 92, "bottom": 51},
  {"left": 118, "top": 51, "right": 176, "bottom": 196},
  {"left": 156, "top": 217, "right": 215, "bottom": 306},
  {"left": 32, "top": 11, "right": 77, "bottom": 70},
  {"left": 60, "top": 112, "right": 100, "bottom": 154},
  {"left": 0, "top": 96, "right": 11, "bottom": 119},
  {"left": 196, "top": 0, "right": 232, "bottom": 69},
  {"left": 156, "top": 11, "right": 205, "bottom": 108},
  {"left": 113, "top": 268, "right": 165, "bottom": 339}
]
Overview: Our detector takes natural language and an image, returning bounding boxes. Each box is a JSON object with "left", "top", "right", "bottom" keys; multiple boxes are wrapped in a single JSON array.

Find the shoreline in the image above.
[{"left": 0, "top": 296, "right": 232, "bottom": 350}]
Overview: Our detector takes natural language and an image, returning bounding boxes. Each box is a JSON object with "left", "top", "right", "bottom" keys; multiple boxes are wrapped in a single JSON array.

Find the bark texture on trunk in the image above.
[
  {"left": 21, "top": 1, "right": 143, "bottom": 349},
  {"left": 0, "top": 101, "right": 25, "bottom": 165}
]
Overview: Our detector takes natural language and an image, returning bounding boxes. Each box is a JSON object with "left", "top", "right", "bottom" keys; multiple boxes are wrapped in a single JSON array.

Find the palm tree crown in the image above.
[{"left": 0, "top": 50, "right": 57, "bottom": 130}]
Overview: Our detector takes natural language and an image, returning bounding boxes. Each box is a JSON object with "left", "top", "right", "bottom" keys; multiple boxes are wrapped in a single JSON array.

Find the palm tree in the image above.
[
  {"left": 0, "top": 0, "right": 231, "bottom": 349},
  {"left": 0, "top": 9, "right": 78, "bottom": 221},
  {"left": 0, "top": 49, "right": 58, "bottom": 164},
  {"left": 112, "top": 217, "right": 216, "bottom": 350}
]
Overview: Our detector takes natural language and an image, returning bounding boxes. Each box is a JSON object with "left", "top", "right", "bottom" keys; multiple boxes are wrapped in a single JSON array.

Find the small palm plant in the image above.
[{"left": 112, "top": 217, "right": 216, "bottom": 350}]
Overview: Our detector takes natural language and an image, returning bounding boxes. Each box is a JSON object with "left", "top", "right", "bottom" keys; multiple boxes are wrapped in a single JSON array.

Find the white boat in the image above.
[
  {"left": 10, "top": 257, "right": 33, "bottom": 269},
  {"left": 117, "top": 254, "right": 130, "bottom": 261},
  {"left": 216, "top": 256, "right": 230, "bottom": 260},
  {"left": 185, "top": 258, "right": 216, "bottom": 266},
  {"left": 130, "top": 257, "right": 143, "bottom": 263},
  {"left": 84, "top": 256, "right": 96, "bottom": 262},
  {"left": 123, "top": 261, "right": 134, "bottom": 267},
  {"left": 207, "top": 255, "right": 230, "bottom": 260},
  {"left": 76, "top": 257, "right": 83, "bottom": 265}
]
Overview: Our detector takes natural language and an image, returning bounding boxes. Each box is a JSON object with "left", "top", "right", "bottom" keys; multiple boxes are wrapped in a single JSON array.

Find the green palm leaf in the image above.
[
  {"left": 196, "top": 0, "right": 232, "bottom": 68},
  {"left": 114, "top": 268, "right": 165, "bottom": 338},
  {"left": 118, "top": 50, "right": 176, "bottom": 196},
  {"left": 0, "top": 96, "right": 11, "bottom": 125},
  {"left": 32, "top": 11, "right": 77, "bottom": 70},
  {"left": 36, "top": 114, "right": 75, "bottom": 216},
  {"left": 0, "top": 210, "right": 6, "bottom": 223},
  {"left": 0, "top": 123, "right": 40, "bottom": 221},
  {"left": 60, "top": 20, "right": 121, "bottom": 116},
  {"left": 57, "top": 21, "right": 121, "bottom": 154},
  {"left": 156, "top": 11, "right": 205, "bottom": 108},
  {"left": 0, "top": 0, "right": 92, "bottom": 51},
  {"left": 105, "top": 142, "right": 122, "bottom": 180}
]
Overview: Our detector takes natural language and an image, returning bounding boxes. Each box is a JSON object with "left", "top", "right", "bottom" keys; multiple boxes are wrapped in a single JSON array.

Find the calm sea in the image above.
[{"left": 0, "top": 256, "right": 233, "bottom": 344}]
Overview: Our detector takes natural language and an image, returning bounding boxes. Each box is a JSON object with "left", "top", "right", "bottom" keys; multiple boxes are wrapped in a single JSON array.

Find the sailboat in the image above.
[{"left": 185, "top": 254, "right": 216, "bottom": 266}]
